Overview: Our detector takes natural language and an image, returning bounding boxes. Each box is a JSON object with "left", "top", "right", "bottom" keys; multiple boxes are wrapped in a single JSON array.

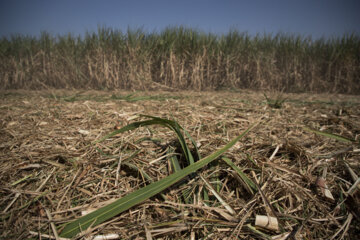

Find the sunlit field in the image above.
[
  {"left": 1, "top": 90, "right": 359, "bottom": 239},
  {"left": 1, "top": 25, "right": 359, "bottom": 240}
]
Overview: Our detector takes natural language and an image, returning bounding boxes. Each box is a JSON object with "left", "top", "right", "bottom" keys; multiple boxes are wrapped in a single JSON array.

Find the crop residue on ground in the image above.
[{"left": 0, "top": 90, "right": 359, "bottom": 239}]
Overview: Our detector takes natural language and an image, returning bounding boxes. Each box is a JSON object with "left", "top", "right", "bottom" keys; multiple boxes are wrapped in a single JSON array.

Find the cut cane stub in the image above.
[{"left": 255, "top": 215, "right": 279, "bottom": 231}]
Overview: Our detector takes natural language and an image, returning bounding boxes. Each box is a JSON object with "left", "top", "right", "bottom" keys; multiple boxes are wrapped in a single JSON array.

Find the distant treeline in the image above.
[{"left": 1, "top": 27, "right": 359, "bottom": 93}]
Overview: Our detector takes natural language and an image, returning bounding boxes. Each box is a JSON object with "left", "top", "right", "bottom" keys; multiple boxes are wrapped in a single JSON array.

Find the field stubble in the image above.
[{"left": 0, "top": 90, "right": 359, "bottom": 239}]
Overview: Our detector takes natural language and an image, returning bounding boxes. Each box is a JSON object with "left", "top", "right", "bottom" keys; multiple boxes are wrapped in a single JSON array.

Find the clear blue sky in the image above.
[{"left": 0, "top": 0, "right": 359, "bottom": 39}]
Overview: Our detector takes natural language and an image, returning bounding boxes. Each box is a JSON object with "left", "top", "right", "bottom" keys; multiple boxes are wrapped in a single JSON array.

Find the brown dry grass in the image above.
[
  {"left": 0, "top": 90, "right": 359, "bottom": 239},
  {"left": 2, "top": 29, "right": 360, "bottom": 94}
]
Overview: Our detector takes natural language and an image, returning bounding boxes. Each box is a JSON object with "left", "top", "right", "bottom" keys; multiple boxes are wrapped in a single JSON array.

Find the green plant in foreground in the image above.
[
  {"left": 58, "top": 116, "right": 258, "bottom": 238},
  {"left": 302, "top": 126, "right": 355, "bottom": 143}
]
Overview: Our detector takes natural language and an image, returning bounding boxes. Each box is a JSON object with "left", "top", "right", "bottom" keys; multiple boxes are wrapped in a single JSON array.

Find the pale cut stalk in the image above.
[
  {"left": 45, "top": 209, "right": 60, "bottom": 240},
  {"left": 93, "top": 234, "right": 120, "bottom": 240},
  {"left": 347, "top": 177, "right": 360, "bottom": 195},
  {"left": 269, "top": 144, "right": 281, "bottom": 161},
  {"left": 255, "top": 215, "right": 279, "bottom": 231},
  {"left": 3, "top": 193, "right": 20, "bottom": 213},
  {"left": 36, "top": 167, "right": 56, "bottom": 192},
  {"left": 199, "top": 174, "right": 235, "bottom": 215}
]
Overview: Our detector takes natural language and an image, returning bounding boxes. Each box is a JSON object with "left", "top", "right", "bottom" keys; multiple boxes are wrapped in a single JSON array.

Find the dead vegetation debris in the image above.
[{"left": 0, "top": 90, "right": 359, "bottom": 239}]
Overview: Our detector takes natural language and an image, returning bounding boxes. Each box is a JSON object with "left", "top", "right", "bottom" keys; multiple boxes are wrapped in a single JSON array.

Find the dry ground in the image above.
[{"left": 0, "top": 90, "right": 359, "bottom": 239}]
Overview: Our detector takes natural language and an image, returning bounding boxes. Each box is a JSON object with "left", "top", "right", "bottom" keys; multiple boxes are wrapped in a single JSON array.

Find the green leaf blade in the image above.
[
  {"left": 59, "top": 122, "right": 257, "bottom": 238},
  {"left": 222, "top": 156, "right": 257, "bottom": 194},
  {"left": 303, "top": 126, "right": 354, "bottom": 143}
]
